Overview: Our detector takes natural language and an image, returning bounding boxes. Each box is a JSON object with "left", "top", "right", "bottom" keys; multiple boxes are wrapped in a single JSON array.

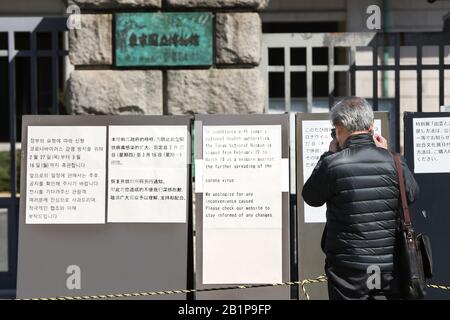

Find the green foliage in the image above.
[{"left": 0, "top": 150, "right": 21, "bottom": 193}]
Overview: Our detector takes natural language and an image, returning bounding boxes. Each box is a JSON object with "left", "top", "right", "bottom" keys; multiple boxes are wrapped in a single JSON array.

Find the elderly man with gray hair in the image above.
[{"left": 302, "top": 96, "right": 419, "bottom": 300}]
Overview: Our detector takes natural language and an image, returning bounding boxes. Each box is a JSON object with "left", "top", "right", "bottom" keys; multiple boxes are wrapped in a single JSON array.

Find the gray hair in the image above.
[{"left": 330, "top": 97, "right": 374, "bottom": 133}]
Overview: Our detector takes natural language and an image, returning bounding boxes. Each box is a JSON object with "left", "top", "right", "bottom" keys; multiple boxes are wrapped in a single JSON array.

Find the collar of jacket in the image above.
[{"left": 342, "top": 133, "right": 375, "bottom": 149}]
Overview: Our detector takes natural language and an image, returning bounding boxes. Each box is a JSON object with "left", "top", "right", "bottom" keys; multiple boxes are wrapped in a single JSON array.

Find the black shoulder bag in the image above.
[{"left": 392, "top": 152, "right": 433, "bottom": 299}]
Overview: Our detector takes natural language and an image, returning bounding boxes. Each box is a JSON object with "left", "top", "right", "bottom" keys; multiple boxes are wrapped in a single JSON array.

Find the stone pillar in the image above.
[{"left": 65, "top": 0, "right": 268, "bottom": 115}]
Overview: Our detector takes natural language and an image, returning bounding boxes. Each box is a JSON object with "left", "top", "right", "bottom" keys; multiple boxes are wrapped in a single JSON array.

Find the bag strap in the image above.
[{"left": 391, "top": 151, "right": 411, "bottom": 227}]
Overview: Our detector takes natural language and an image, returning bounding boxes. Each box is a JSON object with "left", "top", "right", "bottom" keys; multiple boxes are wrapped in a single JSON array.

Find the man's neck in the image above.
[
  {"left": 342, "top": 131, "right": 371, "bottom": 147},
  {"left": 349, "top": 130, "right": 370, "bottom": 137}
]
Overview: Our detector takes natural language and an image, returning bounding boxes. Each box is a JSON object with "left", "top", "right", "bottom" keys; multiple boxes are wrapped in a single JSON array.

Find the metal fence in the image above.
[
  {"left": 261, "top": 32, "right": 450, "bottom": 152},
  {"left": 0, "top": 17, "right": 68, "bottom": 291}
]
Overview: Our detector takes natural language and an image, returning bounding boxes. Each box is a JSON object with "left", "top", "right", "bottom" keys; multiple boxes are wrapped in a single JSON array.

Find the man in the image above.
[{"left": 302, "top": 96, "right": 419, "bottom": 300}]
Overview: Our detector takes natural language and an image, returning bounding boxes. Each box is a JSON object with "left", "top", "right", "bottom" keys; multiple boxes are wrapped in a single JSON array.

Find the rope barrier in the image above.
[{"left": 15, "top": 275, "right": 450, "bottom": 300}]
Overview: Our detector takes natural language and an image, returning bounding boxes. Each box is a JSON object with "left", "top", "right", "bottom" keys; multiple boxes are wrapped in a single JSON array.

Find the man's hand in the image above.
[
  {"left": 329, "top": 139, "right": 339, "bottom": 152},
  {"left": 374, "top": 134, "right": 388, "bottom": 149}
]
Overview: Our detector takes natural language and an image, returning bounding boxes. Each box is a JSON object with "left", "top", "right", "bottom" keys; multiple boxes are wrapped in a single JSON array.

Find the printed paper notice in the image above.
[
  {"left": 26, "top": 126, "right": 106, "bottom": 224},
  {"left": 413, "top": 117, "right": 450, "bottom": 173},
  {"left": 302, "top": 120, "right": 381, "bottom": 223},
  {"left": 201, "top": 125, "right": 284, "bottom": 284},
  {"left": 107, "top": 126, "right": 188, "bottom": 223}
]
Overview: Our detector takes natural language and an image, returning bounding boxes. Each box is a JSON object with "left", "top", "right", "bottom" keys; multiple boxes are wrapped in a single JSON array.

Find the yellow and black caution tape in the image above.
[
  {"left": 15, "top": 275, "right": 450, "bottom": 301},
  {"left": 427, "top": 284, "right": 450, "bottom": 291},
  {"left": 299, "top": 275, "right": 328, "bottom": 300},
  {"left": 16, "top": 275, "right": 328, "bottom": 301}
]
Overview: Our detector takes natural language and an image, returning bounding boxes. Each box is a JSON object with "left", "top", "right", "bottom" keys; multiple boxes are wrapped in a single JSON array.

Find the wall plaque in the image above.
[{"left": 115, "top": 12, "right": 213, "bottom": 67}]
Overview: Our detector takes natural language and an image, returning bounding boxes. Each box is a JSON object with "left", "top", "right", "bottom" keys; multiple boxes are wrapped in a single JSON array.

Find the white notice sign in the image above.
[
  {"left": 107, "top": 126, "right": 188, "bottom": 223},
  {"left": 201, "top": 125, "right": 284, "bottom": 284},
  {"left": 302, "top": 119, "right": 381, "bottom": 223},
  {"left": 413, "top": 117, "right": 450, "bottom": 173},
  {"left": 26, "top": 126, "right": 106, "bottom": 224}
]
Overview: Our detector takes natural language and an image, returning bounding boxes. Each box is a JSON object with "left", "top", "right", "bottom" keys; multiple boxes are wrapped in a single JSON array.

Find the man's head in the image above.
[{"left": 330, "top": 96, "right": 374, "bottom": 147}]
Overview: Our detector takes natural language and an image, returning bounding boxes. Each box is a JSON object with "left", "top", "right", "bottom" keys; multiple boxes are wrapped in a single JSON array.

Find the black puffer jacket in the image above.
[{"left": 302, "top": 134, "right": 419, "bottom": 272}]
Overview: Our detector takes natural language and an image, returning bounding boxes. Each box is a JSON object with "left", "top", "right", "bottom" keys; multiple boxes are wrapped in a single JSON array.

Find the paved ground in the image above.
[{"left": 0, "top": 208, "right": 7, "bottom": 272}]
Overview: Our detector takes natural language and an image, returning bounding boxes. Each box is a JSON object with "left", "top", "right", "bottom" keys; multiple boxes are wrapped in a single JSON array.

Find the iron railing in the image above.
[
  {"left": 0, "top": 16, "right": 68, "bottom": 290},
  {"left": 261, "top": 32, "right": 450, "bottom": 152}
]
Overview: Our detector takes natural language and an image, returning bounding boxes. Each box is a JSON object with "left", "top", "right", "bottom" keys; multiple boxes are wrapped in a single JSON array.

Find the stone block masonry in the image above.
[
  {"left": 66, "top": 70, "right": 163, "bottom": 115},
  {"left": 167, "top": 69, "right": 264, "bottom": 114},
  {"left": 65, "top": 0, "right": 269, "bottom": 115},
  {"left": 67, "top": 0, "right": 162, "bottom": 9},
  {"left": 69, "top": 14, "right": 112, "bottom": 66}
]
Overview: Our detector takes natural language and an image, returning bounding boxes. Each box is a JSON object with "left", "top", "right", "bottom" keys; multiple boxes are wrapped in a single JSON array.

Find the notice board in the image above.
[
  {"left": 296, "top": 112, "right": 390, "bottom": 300},
  {"left": 17, "top": 115, "right": 192, "bottom": 300},
  {"left": 194, "top": 114, "right": 291, "bottom": 299},
  {"left": 404, "top": 112, "right": 450, "bottom": 300}
]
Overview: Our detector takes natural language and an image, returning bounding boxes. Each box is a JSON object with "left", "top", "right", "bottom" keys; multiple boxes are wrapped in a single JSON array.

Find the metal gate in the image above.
[
  {"left": 0, "top": 17, "right": 68, "bottom": 293},
  {"left": 261, "top": 32, "right": 450, "bottom": 152},
  {"left": 261, "top": 32, "right": 450, "bottom": 296}
]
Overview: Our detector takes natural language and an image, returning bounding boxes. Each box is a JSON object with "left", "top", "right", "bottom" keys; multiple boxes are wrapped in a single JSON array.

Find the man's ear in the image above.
[{"left": 368, "top": 125, "right": 374, "bottom": 134}]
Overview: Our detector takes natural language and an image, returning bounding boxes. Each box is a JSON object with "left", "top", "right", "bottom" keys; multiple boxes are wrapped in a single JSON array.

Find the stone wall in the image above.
[{"left": 65, "top": 0, "right": 268, "bottom": 115}]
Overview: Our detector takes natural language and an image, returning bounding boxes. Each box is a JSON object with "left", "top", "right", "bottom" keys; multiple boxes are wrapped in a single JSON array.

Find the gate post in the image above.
[{"left": 66, "top": 0, "right": 269, "bottom": 116}]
